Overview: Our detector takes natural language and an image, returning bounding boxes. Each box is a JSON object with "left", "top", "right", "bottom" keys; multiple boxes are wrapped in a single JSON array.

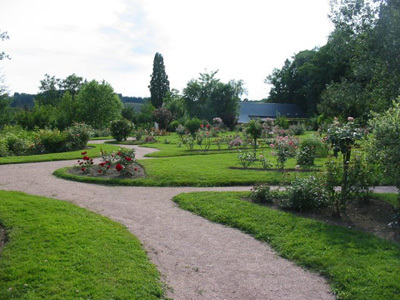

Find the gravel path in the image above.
[{"left": 0, "top": 143, "right": 346, "bottom": 299}]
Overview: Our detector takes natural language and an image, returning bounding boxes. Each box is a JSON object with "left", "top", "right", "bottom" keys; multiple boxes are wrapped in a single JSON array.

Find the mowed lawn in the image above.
[{"left": 0, "top": 190, "right": 164, "bottom": 299}]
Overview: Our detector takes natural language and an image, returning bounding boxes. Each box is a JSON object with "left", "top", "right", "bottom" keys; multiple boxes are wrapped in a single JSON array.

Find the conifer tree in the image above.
[{"left": 149, "top": 52, "right": 170, "bottom": 108}]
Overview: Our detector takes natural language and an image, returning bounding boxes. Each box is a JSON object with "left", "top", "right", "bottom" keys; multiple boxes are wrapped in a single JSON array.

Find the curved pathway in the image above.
[{"left": 0, "top": 143, "right": 338, "bottom": 299}]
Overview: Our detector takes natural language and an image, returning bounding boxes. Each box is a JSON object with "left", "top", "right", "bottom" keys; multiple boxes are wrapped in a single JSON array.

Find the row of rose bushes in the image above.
[{"left": 0, "top": 123, "right": 92, "bottom": 157}]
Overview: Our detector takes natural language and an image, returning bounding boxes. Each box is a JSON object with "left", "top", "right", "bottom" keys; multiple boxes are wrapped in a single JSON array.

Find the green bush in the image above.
[
  {"left": 280, "top": 176, "right": 328, "bottom": 212},
  {"left": 65, "top": 123, "right": 92, "bottom": 151},
  {"left": 250, "top": 184, "right": 280, "bottom": 204},
  {"left": 110, "top": 119, "right": 134, "bottom": 141},
  {"left": 35, "top": 129, "right": 68, "bottom": 153},
  {"left": 185, "top": 118, "right": 201, "bottom": 136},
  {"left": 168, "top": 120, "right": 180, "bottom": 132},
  {"left": 296, "top": 137, "right": 320, "bottom": 168},
  {"left": 275, "top": 116, "right": 289, "bottom": 129},
  {"left": 0, "top": 138, "right": 9, "bottom": 157}
]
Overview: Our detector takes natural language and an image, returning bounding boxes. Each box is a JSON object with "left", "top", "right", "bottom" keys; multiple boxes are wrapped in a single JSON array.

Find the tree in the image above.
[
  {"left": 368, "top": 100, "right": 400, "bottom": 209},
  {"left": 153, "top": 107, "right": 172, "bottom": 130},
  {"left": 76, "top": 80, "right": 123, "bottom": 129},
  {"left": 35, "top": 74, "right": 62, "bottom": 106},
  {"left": 0, "top": 30, "right": 10, "bottom": 61},
  {"left": 183, "top": 70, "right": 244, "bottom": 127},
  {"left": 149, "top": 52, "right": 169, "bottom": 108}
]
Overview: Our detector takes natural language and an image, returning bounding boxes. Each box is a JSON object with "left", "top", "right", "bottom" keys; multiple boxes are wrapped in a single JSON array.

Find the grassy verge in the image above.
[
  {"left": 0, "top": 190, "right": 164, "bottom": 299},
  {"left": 372, "top": 193, "right": 399, "bottom": 208},
  {"left": 0, "top": 144, "right": 121, "bottom": 165},
  {"left": 54, "top": 152, "right": 322, "bottom": 187},
  {"left": 173, "top": 191, "right": 400, "bottom": 300}
]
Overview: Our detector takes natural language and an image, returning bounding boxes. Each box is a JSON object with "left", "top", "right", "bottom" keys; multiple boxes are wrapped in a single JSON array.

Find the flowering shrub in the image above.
[
  {"left": 262, "top": 118, "right": 275, "bottom": 138},
  {"left": 196, "top": 130, "right": 212, "bottom": 151},
  {"left": 213, "top": 117, "right": 223, "bottom": 124},
  {"left": 237, "top": 150, "right": 255, "bottom": 169},
  {"left": 77, "top": 151, "right": 94, "bottom": 173},
  {"left": 250, "top": 184, "right": 278, "bottom": 204},
  {"left": 228, "top": 136, "right": 243, "bottom": 149},
  {"left": 259, "top": 152, "right": 273, "bottom": 170},
  {"left": 113, "top": 148, "right": 137, "bottom": 176},
  {"left": 175, "top": 124, "right": 186, "bottom": 140},
  {"left": 289, "top": 122, "right": 306, "bottom": 135},
  {"left": 34, "top": 129, "right": 68, "bottom": 153},
  {"left": 270, "top": 135, "right": 299, "bottom": 169},
  {"left": 65, "top": 123, "right": 92, "bottom": 151},
  {"left": 279, "top": 176, "right": 328, "bottom": 212},
  {"left": 182, "top": 136, "right": 195, "bottom": 150}
]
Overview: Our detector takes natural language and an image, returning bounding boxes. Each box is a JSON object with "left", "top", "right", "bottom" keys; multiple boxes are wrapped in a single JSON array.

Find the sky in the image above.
[{"left": 0, "top": 0, "right": 333, "bottom": 100}]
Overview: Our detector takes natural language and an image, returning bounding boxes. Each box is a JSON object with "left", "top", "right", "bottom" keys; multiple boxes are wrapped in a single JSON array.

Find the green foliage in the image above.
[
  {"left": 245, "top": 119, "right": 263, "bottom": 151},
  {"left": 136, "top": 101, "right": 155, "bottom": 127},
  {"left": 174, "top": 191, "right": 400, "bottom": 300},
  {"left": 280, "top": 176, "right": 328, "bottom": 212},
  {"left": 184, "top": 117, "right": 201, "bottom": 136},
  {"left": 250, "top": 184, "right": 279, "bottom": 204},
  {"left": 237, "top": 150, "right": 255, "bottom": 168},
  {"left": 275, "top": 116, "right": 289, "bottom": 129},
  {"left": 0, "top": 190, "right": 164, "bottom": 299},
  {"left": 64, "top": 123, "right": 92, "bottom": 151},
  {"left": 368, "top": 100, "right": 400, "bottom": 206},
  {"left": 183, "top": 70, "right": 244, "bottom": 128},
  {"left": 110, "top": 119, "right": 134, "bottom": 141},
  {"left": 266, "top": 1, "right": 400, "bottom": 120},
  {"left": 35, "top": 129, "right": 68, "bottom": 153},
  {"left": 168, "top": 120, "right": 180, "bottom": 132},
  {"left": 149, "top": 52, "right": 170, "bottom": 108},
  {"left": 296, "top": 136, "right": 321, "bottom": 168},
  {"left": 76, "top": 80, "right": 123, "bottom": 129}
]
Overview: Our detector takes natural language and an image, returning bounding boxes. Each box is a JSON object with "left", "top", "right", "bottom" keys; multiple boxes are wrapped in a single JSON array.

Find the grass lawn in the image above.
[
  {"left": 372, "top": 193, "right": 399, "bottom": 208},
  {"left": 0, "top": 190, "right": 164, "bottom": 299},
  {"left": 0, "top": 144, "right": 121, "bottom": 165},
  {"left": 54, "top": 152, "right": 324, "bottom": 187},
  {"left": 173, "top": 191, "right": 400, "bottom": 300}
]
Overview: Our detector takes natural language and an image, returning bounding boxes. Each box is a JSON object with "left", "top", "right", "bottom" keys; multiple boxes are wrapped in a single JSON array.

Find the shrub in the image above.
[
  {"left": 348, "top": 151, "right": 374, "bottom": 204},
  {"left": 0, "top": 138, "right": 9, "bottom": 157},
  {"left": 34, "top": 129, "right": 68, "bottom": 153},
  {"left": 185, "top": 118, "right": 201, "bottom": 136},
  {"left": 296, "top": 137, "right": 320, "bottom": 168},
  {"left": 65, "top": 123, "right": 92, "bottom": 151},
  {"left": 153, "top": 107, "right": 173, "bottom": 130},
  {"left": 289, "top": 122, "right": 306, "bottom": 135},
  {"left": 270, "top": 135, "right": 299, "bottom": 169},
  {"left": 279, "top": 176, "right": 328, "bottom": 212},
  {"left": 250, "top": 184, "right": 276, "bottom": 204},
  {"left": 110, "top": 119, "right": 134, "bottom": 142},
  {"left": 168, "top": 120, "right": 180, "bottom": 132},
  {"left": 245, "top": 119, "right": 263, "bottom": 152},
  {"left": 237, "top": 150, "right": 255, "bottom": 169},
  {"left": 275, "top": 116, "right": 289, "bottom": 129}
]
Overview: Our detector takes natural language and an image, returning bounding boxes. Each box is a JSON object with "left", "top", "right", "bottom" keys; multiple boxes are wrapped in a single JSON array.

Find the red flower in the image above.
[
  {"left": 98, "top": 170, "right": 102, "bottom": 174},
  {"left": 83, "top": 156, "right": 90, "bottom": 161},
  {"left": 125, "top": 157, "right": 132, "bottom": 161},
  {"left": 81, "top": 151, "right": 87, "bottom": 155},
  {"left": 200, "top": 124, "right": 204, "bottom": 128},
  {"left": 81, "top": 167, "right": 85, "bottom": 171},
  {"left": 99, "top": 162, "right": 106, "bottom": 167},
  {"left": 116, "top": 163, "right": 123, "bottom": 172},
  {"left": 134, "top": 167, "right": 138, "bottom": 171},
  {"left": 206, "top": 124, "right": 210, "bottom": 128},
  {"left": 117, "top": 151, "right": 122, "bottom": 156}
]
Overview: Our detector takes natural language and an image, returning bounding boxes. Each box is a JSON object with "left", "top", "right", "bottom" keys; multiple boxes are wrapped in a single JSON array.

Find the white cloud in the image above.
[{"left": 0, "top": 0, "right": 333, "bottom": 99}]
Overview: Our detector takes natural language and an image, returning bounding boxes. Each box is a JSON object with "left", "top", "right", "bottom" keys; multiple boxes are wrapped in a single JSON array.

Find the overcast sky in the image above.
[{"left": 0, "top": 0, "right": 333, "bottom": 100}]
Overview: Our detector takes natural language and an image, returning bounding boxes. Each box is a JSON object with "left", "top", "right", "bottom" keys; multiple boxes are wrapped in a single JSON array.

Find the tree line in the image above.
[{"left": 266, "top": 0, "right": 400, "bottom": 123}]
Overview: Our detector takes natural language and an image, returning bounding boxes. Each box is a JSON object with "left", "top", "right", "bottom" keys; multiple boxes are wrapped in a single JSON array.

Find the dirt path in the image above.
[{"left": 0, "top": 144, "right": 336, "bottom": 299}]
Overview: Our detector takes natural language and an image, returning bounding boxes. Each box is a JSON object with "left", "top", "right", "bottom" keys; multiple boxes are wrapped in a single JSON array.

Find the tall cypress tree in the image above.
[{"left": 149, "top": 52, "right": 170, "bottom": 108}]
